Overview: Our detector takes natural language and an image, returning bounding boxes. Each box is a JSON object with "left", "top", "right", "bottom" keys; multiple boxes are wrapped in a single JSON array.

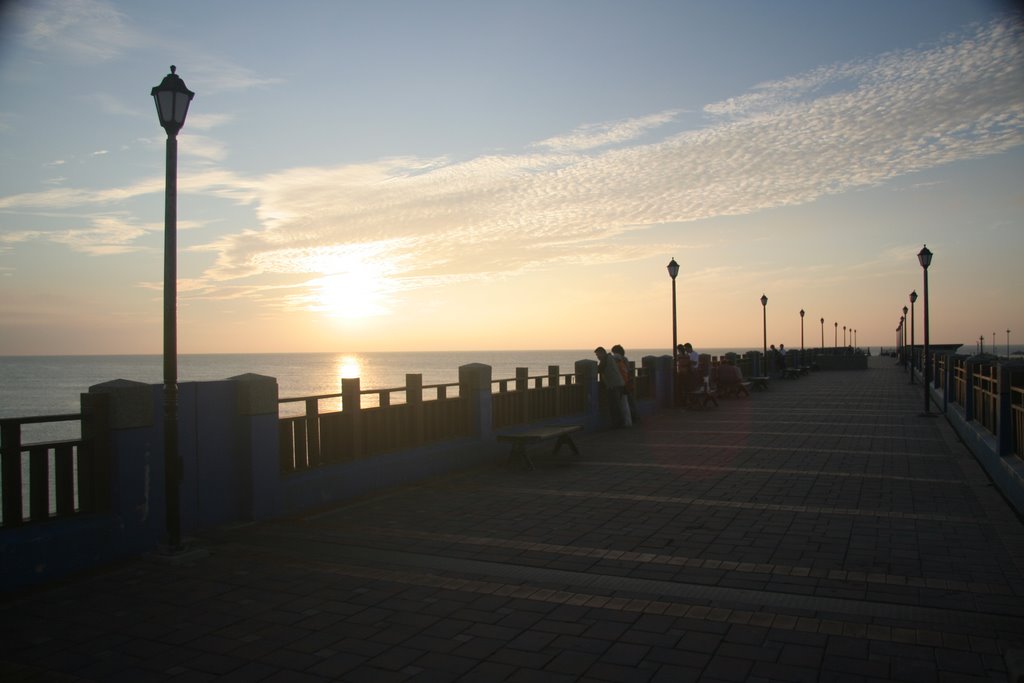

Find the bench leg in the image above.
[
  {"left": 552, "top": 434, "right": 580, "bottom": 459},
  {"left": 507, "top": 442, "right": 535, "bottom": 471}
]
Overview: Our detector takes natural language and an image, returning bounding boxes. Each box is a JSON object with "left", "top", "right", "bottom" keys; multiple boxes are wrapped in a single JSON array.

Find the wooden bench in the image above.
[
  {"left": 497, "top": 424, "right": 582, "bottom": 470},
  {"left": 783, "top": 367, "right": 802, "bottom": 379},
  {"left": 717, "top": 379, "right": 751, "bottom": 398},
  {"left": 749, "top": 376, "right": 770, "bottom": 390},
  {"left": 685, "top": 385, "right": 718, "bottom": 409}
]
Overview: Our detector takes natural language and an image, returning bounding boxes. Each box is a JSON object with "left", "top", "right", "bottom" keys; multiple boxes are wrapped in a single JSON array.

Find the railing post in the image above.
[
  {"left": 459, "top": 363, "right": 493, "bottom": 440},
  {"left": 548, "top": 365, "right": 561, "bottom": 416},
  {"left": 574, "top": 359, "right": 601, "bottom": 430},
  {"left": 516, "top": 367, "right": 529, "bottom": 424},
  {"left": 304, "top": 397, "right": 320, "bottom": 467},
  {"left": 342, "top": 377, "right": 363, "bottom": 459},
  {"left": 942, "top": 356, "right": 950, "bottom": 413},
  {"left": 407, "top": 373, "right": 425, "bottom": 447},
  {"left": 79, "top": 391, "right": 111, "bottom": 514},
  {"left": 964, "top": 359, "right": 976, "bottom": 421},
  {"left": 1, "top": 419, "right": 24, "bottom": 526},
  {"left": 998, "top": 363, "right": 1023, "bottom": 456}
]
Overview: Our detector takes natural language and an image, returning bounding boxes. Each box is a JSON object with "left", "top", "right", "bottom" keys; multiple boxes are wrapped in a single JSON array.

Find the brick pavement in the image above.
[{"left": 2, "top": 356, "right": 1023, "bottom": 682}]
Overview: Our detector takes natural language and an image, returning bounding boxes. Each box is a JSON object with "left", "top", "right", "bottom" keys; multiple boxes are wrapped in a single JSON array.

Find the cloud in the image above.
[
  {"left": 12, "top": 0, "right": 144, "bottom": 61},
  {"left": 145, "top": 19, "right": 1024, "bottom": 313},
  {"left": 3, "top": 18, "right": 1022, "bottom": 318},
  {"left": 534, "top": 111, "right": 683, "bottom": 152}
]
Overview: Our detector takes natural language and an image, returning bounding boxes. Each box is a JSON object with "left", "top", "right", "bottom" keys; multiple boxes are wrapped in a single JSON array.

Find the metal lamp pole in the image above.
[
  {"left": 761, "top": 294, "right": 768, "bottom": 375},
  {"left": 902, "top": 306, "right": 909, "bottom": 370},
  {"left": 799, "top": 309, "right": 805, "bottom": 352},
  {"left": 667, "top": 258, "right": 679, "bottom": 359},
  {"left": 909, "top": 291, "right": 917, "bottom": 384},
  {"left": 820, "top": 318, "right": 824, "bottom": 348},
  {"left": 151, "top": 66, "right": 194, "bottom": 550},
  {"left": 834, "top": 322, "right": 837, "bottom": 349},
  {"left": 918, "top": 245, "right": 933, "bottom": 416}
]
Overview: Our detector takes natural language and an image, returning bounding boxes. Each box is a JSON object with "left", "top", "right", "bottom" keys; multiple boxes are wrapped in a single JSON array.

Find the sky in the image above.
[{"left": 0, "top": 0, "right": 1022, "bottom": 355}]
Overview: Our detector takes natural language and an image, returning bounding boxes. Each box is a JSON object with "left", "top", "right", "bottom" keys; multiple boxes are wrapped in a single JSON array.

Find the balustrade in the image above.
[{"left": 0, "top": 412, "right": 107, "bottom": 527}]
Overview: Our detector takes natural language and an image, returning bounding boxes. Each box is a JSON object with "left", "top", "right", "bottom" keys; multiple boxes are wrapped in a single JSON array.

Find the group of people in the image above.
[
  {"left": 674, "top": 342, "right": 704, "bottom": 398},
  {"left": 768, "top": 343, "right": 788, "bottom": 377},
  {"left": 593, "top": 345, "right": 640, "bottom": 428}
]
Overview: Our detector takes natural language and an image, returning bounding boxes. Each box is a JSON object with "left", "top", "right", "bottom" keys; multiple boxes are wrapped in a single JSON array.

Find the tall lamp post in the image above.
[
  {"left": 901, "top": 317, "right": 906, "bottom": 366},
  {"left": 834, "top": 321, "right": 837, "bottom": 349},
  {"left": 909, "top": 291, "right": 917, "bottom": 384},
  {"left": 667, "top": 258, "right": 679, "bottom": 359},
  {"left": 918, "top": 245, "right": 933, "bottom": 416},
  {"left": 902, "top": 306, "right": 909, "bottom": 370},
  {"left": 152, "top": 66, "right": 194, "bottom": 551},
  {"left": 761, "top": 294, "right": 768, "bottom": 376},
  {"left": 1009, "top": 329, "right": 1012, "bottom": 359},
  {"left": 799, "top": 309, "right": 805, "bottom": 352},
  {"left": 820, "top": 317, "right": 824, "bottom": 348}
]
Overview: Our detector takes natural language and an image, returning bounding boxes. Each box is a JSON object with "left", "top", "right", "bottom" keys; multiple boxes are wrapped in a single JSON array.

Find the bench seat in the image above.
[{"left": 496, "top": 424, "right": 582, "bottom": 470}]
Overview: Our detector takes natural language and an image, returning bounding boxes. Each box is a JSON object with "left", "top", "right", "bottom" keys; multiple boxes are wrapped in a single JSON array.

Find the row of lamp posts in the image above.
[{"left": 666, "top": 245, "right": 934, "bottom": 416}]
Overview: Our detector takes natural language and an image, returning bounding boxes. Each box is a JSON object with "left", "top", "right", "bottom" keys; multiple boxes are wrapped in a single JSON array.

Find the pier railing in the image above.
[
  {"left": 279, "top": 376, "right": 470, "bottom": 472},
  {"left": 0, "top": 410, "right": 109, "bottom": 528},
  {"left": 911, "top": 351, "right": 1024, "bottom": 515},
  {"left": 3, "top": 352, "right": 1022, "bottom": 592}
]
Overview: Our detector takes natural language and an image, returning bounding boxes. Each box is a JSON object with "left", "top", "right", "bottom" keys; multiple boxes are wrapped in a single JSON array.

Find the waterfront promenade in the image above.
[{"left": 3, "top": 356, "right": 1023, "bottom": 682}]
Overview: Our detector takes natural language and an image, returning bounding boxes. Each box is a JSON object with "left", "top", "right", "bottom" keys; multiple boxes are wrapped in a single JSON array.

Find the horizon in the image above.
[{"left": 1, "top": 1, "right": 1022, "bottom": 355}]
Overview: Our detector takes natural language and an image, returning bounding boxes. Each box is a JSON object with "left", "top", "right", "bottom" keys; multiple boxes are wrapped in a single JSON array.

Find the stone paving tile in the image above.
[{"left": 2, "top": 357, "right": 1024, "bottom": 681}]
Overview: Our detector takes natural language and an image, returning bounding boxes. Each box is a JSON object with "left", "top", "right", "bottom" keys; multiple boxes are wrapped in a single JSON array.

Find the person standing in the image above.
[
  {"left": 595, "top": 346, "right": 629, "bottom": 427},
  {"left": 612, "top": 344, "right": 640, "bottom": 424}
]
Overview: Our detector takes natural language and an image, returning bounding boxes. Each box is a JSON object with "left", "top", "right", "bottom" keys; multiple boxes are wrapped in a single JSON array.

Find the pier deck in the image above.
[{"left": 3, "top": 356, "right": 1023, "bottom": 681}]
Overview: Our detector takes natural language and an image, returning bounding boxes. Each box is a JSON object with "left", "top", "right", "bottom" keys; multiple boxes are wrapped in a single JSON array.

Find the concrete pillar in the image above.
[
  {"left": 83, "top": 379, "right": 162, "bottom": 552},
  {"left": 230, "top": 373, "right": 281, "bottom": 521},
  {"left": 406, "top": 373, "right": 425, "bottom": 446},
  {"left": 459, "top": 363, "right": 493, "bottom": 439},
  {"left": 574, "top": 359, "right": 601, "bottom": 430}
]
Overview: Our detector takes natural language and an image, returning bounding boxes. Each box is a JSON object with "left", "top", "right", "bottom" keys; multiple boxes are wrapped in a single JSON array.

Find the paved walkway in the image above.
[{"left": 3, "top": 357, "right": 1024, "bottom": 682}]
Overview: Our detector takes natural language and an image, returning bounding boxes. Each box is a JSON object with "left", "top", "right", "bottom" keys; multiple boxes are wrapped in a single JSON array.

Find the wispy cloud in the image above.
[
  {"left": 3, "top": 19, "right": 1023, "bottom": 316},
  {"left": 194, "top": 19, "right": 1021, "bottom": 314},
  {"left": 12, "top": 0, "right": 144, "bottom": 61},
  {"left": 534, "top": 110, "right": 682, "bottom": 152}
]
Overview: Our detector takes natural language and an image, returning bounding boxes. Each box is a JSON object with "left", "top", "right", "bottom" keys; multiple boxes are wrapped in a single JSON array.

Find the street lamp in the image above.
[
  {"left": 918, "top": 245, "right": 933, "bottom": 416},
  {"left": 898, "top": 317, "right": 904, "bottom": 364},
  {"left": 1009, "top": 329, "right": 1012, "bottom": 359},
  {"left": 820, "top": 317, "right": 824, "bottom": 348},
  {"left": 902, "top": 306, "right": 909, "bottom": 371},
  {"left": 844, "top": 325, "right": 847, "bottom": 347},
  {"left": 909, "top": 291, "right": 917, "bottom": 384},
  {"left": 761, "top": 294, "right": 768, "bottom": 376},
  {"left": 667, "top": 258, "right": 679, "bottom": 360},
  {"left": 834, "top": 321, "right": 838, "bottom": 349},
  {"left": 800, "top": 309, "right": 805, "bottom": 353},
  {"left": 152, "top": 66, "right": 194, "bottom": 551}
]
